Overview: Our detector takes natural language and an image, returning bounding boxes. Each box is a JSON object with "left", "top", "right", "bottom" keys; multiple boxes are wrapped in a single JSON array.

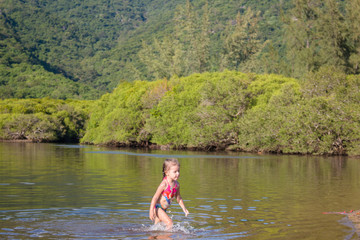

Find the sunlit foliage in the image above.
[{"left": 0, "top": 98, "right": 92, "bottom": 142}]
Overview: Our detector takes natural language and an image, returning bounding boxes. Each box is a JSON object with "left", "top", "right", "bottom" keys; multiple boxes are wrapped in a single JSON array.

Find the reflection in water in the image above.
[
  {"left": 0, "top": 142, "right": 360, "bottom": 239},
  {"left": 85, "top": 150, "right": 260, "bottom": 159}
]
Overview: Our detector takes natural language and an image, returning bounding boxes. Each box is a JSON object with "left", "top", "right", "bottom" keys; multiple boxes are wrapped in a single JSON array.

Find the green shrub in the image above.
[
  {"left": 238, "top": 69, "right": 360, "bottom": 155},
  {"left": 82, "top": 71, "right": 301, "bottom": 150},
  {"left": 0, "top": 98, "right": 92, "bottom": 142}
]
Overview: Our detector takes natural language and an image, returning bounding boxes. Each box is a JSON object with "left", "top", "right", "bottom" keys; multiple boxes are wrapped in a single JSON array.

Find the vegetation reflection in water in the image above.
[{"left": 0, "top": 142, "right": 359, "bottom": 239}]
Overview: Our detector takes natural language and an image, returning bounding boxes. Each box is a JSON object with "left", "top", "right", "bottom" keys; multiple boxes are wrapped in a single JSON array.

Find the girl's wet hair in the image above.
[{"left": 162, "top": 158, "right": 180, "bottom": 178}]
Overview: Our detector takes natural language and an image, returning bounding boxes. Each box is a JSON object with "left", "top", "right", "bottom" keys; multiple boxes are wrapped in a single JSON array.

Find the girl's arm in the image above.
[
  {"left": 176, "top": 186, "right": 189, "bottom": 216},
  {"left": 149, "top": 181, "right": 166, "bottom": 221}
]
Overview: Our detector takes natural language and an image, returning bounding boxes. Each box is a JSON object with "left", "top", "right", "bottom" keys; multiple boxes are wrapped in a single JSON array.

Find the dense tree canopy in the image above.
[
  {"left": 1, "top": 0, "right": 359, "bottom": 99},
  {"left": 1, "top": 0, "right": 292, "bottom": 98},
  {"left": 81, "top": 70, "right": 360, "bottom": 156}
]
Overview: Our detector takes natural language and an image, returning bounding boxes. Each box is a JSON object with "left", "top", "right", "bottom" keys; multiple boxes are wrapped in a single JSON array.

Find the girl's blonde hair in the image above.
[{"left": 162, "top": 158, "right": 180, "bottom": 178}]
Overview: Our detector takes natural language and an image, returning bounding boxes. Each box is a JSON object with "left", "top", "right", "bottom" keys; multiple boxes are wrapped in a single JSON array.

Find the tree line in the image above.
[
  {"left": 1, "top": 69, "right": 359, "bottom": 155},
  {"left": 81, "top": 70, "right": 360, "bottom": 156},
  {"left": 139, "top": 0, "right": 360, "bottom": 81}
]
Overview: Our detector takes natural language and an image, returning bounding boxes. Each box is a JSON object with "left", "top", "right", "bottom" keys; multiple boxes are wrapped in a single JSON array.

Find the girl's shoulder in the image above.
[
  {"left": 175, "top": 180, "right": 180, "bottom": 188},
  {"left": 159, "top": 179, "right": 167, "bottom": 188}
]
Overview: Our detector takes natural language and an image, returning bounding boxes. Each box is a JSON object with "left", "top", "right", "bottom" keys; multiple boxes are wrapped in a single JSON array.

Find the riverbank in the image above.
[
  {"left": 0, "top": 139, "right": 34, "bottom": 143},
  {"left": 83, "top": 140, "right": 356, "bottom": 157},
  {"left": 1, "top": 137, "right": 356, "bottom": 157}
]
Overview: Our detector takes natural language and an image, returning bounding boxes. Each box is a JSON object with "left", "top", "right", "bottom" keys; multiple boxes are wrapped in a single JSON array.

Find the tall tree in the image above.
[
  {"left": 174, "top": 0, "right": 211, "bottom": 75},
  {"left": 284, "top": 0, "right": 322, "bottom": 78},
  {"left": 139, "top": 0, "right": 211, "bottom": 79},
  {"left": 260, "top": 41, "right": 286, "bottom": 74},
  {"left": 316, "top": 0, "right": 349, "bottom": 71},
  {"left": 346, "top": 0, "right": 360, "bottom": 73},
  {"left": 197, "top": 1, "right": 211, "bottom": 73},
  {"left": 138, "top": 37, "right": 183, "bottom": 80},
  {"left": 222, "top": 8, "right": 262, "bottom": 72},
  {"left": 284, "top": 0, "right": 351, "bottom": 77}
]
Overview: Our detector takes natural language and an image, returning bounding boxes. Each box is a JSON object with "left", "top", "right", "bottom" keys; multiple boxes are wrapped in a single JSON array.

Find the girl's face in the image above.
[{"left": 166, "top": 164, "right": 180, "bottom": 181}]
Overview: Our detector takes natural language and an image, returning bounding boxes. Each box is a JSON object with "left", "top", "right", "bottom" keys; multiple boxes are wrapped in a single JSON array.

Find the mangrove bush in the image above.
[{"left": 0, "top": 98, "right": 92, "bottom": 142}]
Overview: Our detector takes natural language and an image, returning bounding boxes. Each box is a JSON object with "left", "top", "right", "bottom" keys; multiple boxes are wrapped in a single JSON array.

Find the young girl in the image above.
[{"left": 149, "top": 158, "right": 189, "bottom": 229}]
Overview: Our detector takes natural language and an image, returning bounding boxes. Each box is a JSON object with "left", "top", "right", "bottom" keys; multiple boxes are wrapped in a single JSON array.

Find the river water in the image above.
[{"left": 0, "top": 142, "right": 359, "bottom": 239}]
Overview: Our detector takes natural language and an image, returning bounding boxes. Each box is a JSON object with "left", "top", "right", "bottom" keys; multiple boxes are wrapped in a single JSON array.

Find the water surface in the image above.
[{"left": 0, "top": 142, "right": 359, "bottom": 239}]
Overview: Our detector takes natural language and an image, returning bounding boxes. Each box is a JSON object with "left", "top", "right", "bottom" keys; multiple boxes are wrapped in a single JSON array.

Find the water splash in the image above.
[{"left": 142, "top": 221, "right": 195, "bottom": 235}]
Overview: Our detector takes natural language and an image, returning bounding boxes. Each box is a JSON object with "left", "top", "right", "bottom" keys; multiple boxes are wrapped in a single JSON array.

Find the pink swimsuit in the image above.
[
  {"left": 162, "top": 177, "right": 178, "bottom": 203},
  {"left": 155, "top": 177, "right": 178, "bottom": 211}
]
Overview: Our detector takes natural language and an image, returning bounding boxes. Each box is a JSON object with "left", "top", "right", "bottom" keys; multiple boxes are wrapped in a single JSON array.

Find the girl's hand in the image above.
[
  {"left": 149, "top": 208, "right": 155, "bottom": 221},
  {"left": 184, "top": 208, "right": 189, "bottom": 217}
]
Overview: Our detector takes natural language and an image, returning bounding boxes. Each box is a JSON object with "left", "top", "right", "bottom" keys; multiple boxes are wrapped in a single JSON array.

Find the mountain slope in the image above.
[
  {"left": 0, "top": 0, "right": 292, "bottom": 98},
  {"left": 0, "top": 10, "right": 99, "bottom": 99}
]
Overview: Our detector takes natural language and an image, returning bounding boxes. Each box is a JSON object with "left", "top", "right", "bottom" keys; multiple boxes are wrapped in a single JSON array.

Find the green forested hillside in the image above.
[
  {"left": 1, "top": 0, "right": 293, "bottom": 98},
  {"left": 0, "top": 8, "right": 99, "bottom": 99},
  {"left": 0, "top": 0, "right": 359, "bottom": 103}
]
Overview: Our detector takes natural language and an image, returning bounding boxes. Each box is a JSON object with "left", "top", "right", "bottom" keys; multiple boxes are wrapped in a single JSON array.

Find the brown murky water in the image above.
[{"left": 0, "top": 142, "right": 359, "bottom": 239}]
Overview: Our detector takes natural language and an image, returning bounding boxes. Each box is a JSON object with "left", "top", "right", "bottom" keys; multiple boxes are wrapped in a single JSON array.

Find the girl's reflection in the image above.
[{"left": 148, "top": 232, "right": 173, "bottom": 239}]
